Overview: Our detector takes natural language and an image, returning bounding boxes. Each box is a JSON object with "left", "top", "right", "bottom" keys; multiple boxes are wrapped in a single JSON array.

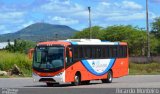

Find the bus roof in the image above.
[
  {"left": 37, "top": 39, "right": 127, "bottom": 46},
  {"left": 66, "top": 39, "right": 127, "bottom": 45},
  {"left": 37, "top": 41, "right": 71, "bottom": 46}
]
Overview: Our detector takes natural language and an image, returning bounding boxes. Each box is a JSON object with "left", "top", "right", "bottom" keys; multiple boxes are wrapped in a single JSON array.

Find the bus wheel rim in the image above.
[
  {"left": 108, "top": 73, "right": 112, "bottom": 81},
  {"left": 75, "top": 76, "right": 79, "bottom": 83}
]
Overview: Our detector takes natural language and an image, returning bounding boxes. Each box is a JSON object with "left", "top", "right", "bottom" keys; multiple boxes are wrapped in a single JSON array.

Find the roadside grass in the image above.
[
  {"left": 129, "top": 62, "right": 160, "bottom": 75},
  {"left": 0, "top": 50, "right": 32, "bottom": 77}
]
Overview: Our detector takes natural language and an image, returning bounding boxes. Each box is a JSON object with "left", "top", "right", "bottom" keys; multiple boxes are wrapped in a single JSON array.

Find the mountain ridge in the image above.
[{"left": 0, "top": 23, "right": 77, "bottom": 42}]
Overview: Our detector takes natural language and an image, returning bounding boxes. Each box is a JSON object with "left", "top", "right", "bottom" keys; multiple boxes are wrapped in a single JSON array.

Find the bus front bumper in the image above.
[{"left": 32, "top": 72, "right": 65, "bottom": 83}]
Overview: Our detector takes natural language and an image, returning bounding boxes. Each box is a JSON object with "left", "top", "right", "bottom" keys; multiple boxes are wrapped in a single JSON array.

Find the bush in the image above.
[
  {"left": 129, "top": 62, "right": 160, "bottom": 75},
  {"left": 0, "top": 50, "right": 32, "bottom": 76},
  {"left": 5, "top": 39, "right": 36, "bottom": 54}
]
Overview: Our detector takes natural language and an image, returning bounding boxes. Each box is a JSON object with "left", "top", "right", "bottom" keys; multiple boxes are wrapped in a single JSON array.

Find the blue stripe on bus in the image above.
[
  {"left": 114, "top": 42, "right": 119, "bottom": 45},
  {"left": 70, "top": 42, "right": 78, "bottom": 45},
  {"left": 81, "top": 59, "right": 115, "bottom": 76}
]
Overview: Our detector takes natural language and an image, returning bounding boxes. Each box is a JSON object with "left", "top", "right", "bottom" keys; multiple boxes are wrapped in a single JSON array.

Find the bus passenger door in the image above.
[{"left": 65, "top": 47, "right": 74, "bottom": 82}]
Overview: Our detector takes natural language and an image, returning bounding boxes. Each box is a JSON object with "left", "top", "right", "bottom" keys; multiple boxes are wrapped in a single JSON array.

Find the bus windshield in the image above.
[{"left": 33, "top": 46, "right": 64, "bottom": 70}]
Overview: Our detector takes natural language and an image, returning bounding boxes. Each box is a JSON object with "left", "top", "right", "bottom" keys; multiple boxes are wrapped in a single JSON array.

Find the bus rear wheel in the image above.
[
  {"left": 72, "top": 74, "right": 81, "bottom": 86},
  {"left": 102, "top": 70, "right": 113, "bottom": 83}
]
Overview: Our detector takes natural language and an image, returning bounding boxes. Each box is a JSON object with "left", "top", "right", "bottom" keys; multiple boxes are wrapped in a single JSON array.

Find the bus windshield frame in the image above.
[{"left": 33, "top": 45, "right": 65, "bottom": 72}]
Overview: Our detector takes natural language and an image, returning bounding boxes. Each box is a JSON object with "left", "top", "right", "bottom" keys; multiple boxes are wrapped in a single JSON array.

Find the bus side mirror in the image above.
[
  {"left": 28, "top": 48, "right": 34, "bottom": 59},
  {"left": 67, "top": 47, "right": 72, "bottom": 58},
  {"left": 69, "top": 51, "right": 72, "bottom": 58}
]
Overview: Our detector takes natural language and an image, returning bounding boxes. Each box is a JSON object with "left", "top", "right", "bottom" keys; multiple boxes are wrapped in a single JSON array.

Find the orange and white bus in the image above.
[{"left": 32, "top": 39, "right": 128, "bottom": 86}]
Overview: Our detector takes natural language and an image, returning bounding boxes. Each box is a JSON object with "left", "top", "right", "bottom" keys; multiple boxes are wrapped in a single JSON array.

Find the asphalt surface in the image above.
[
  {"left": 0, "top": 75, "right": 160, "bottom": 88},
  {"left": 0, "top": 75, "right": 160, "bottom": 94}
]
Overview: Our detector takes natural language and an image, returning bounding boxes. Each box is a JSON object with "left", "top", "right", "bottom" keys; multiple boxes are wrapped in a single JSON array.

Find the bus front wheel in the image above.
[
  {"left": 102, "top": 70, "right": 113, "bottom": 83},
  {"left": 72, "top": 73, "right": 81, "bottom": 86}
]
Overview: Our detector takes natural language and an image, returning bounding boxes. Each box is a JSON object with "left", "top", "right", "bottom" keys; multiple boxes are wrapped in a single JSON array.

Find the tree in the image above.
[
  {"left": 72, "top": 26, "right": 102, "bottom": 39},
  {"left": 5, "top": 39, "right": 36, "bottom": 54},
  {"left": 151, "top": 17, "right": 160, "bottom": 55},
  {"left": 100, "top": 25, "right": 147, "bottom": 56},
  {"left": 72, "top": 25, "right": 160, "bottom": 56},
  {"left": 151, "top": 17, "right": 160, "bottom": 38}
]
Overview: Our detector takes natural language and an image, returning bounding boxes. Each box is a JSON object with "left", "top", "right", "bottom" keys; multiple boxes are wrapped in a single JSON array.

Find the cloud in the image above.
[
  {"left": 0, "top": 11, "right": 25, "bottom": 24},
  {"left": 40, "top": 0, "right": 86, "bottom": 17},
  {"left": 41, "top": 0, "right": 74, "bottom": 11},
  {"left": 106, "top": 12, "right": 145, "bottom": 21},
  {"left": 121, "top": 0, "right": 143, "bottom": 10},
  {"left": 100, "top": 2, "right": 111, "bottom": 6},
  {"left": 0, "top": 11, "right": 24, "bottom": 19},
  {"left": 94, "top": 0, "right": 156, "bottom": 22},
  {"left": 50, "top": 16, "right": 79, "bottom": 25}
]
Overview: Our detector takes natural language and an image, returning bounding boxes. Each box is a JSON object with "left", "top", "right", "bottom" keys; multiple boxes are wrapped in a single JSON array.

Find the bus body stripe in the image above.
[
  {"left": 71, "top": 42, "right": 78, "bottom": 45},
  {"left": 81, "top": 59, "right": 115, "bottom": 76}
]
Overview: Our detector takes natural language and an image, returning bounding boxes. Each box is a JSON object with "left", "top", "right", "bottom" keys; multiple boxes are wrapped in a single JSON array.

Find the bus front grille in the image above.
[{"left": 39, "top": 78, "right": 55, "bottom": 82}]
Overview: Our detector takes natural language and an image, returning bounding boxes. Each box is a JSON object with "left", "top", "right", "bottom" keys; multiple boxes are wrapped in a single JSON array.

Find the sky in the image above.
[{"left": 0, "top": 0, "right": 160, "bottom": 34}]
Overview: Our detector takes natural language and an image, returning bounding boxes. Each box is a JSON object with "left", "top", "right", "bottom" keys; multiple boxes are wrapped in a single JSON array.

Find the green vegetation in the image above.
[
  {"left": 0, "top": 40, "right": 35, "bottom": 77},
  {"left": 151, "top": 17, "right": 160, "bottom": 38},
  {"left": 73, "top": 26, "right": 159, "bottom": 56},
  {"left": 129, "top": 62, "right": 160, "bottom": 75},
  {"left": 73, "top": 17, "right": 160, "bottom": 56},
  {"left": 0, "top": 51, "right": 32, "bottom": 77},
  {"left": 151, "top": 17, "right": 160, "bottom": 54},
  {"left": 5, "top": 39, "right": 36, "bottom": 53}
]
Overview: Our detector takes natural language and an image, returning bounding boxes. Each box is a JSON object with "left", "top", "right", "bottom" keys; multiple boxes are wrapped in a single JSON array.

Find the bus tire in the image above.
[
  {"left": 46, "top": 83, "right": 54, "bottom": 87},
  {"left": 102, "top": 70, "right": 113, "bottom": 83},
  {"left": 72, "top": 73, "right": 81, "bottom": 86}
]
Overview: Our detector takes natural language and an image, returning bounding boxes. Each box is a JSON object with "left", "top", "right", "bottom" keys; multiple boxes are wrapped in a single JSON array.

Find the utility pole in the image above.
[
  {"left": 88, "top": 7, "right": 92, "bottom": 39},
  {"left": 146, "top": 0, "right": 151, "bottom": 60}
]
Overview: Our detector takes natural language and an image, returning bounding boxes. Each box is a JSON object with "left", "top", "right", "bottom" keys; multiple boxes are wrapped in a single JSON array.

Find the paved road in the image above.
[
  {"left": 0, "top": 75, "right": 160, "bottom": 94},
  {"left": 0, "top": 75, "right": 160, "bottom": 88}
]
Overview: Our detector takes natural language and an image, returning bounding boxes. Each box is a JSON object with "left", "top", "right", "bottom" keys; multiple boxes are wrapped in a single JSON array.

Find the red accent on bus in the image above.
[{"left": 33, "top": 69, "right": 64, "bottom": 77}]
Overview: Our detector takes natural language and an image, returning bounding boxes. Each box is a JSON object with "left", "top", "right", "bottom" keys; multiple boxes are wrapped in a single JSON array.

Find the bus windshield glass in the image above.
[{"left": 33, "top": 46, "right": 64, "bottom": 69}]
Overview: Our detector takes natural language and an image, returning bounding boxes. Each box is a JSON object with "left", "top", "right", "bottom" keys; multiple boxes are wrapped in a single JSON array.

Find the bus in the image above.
[{"left": 31, "top": 39, "right": 128, "bottom": 86}]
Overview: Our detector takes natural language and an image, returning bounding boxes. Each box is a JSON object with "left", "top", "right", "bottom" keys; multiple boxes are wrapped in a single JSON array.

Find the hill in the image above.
[{"left": 0, "top": 23, "right": 77, "bottom": 42}]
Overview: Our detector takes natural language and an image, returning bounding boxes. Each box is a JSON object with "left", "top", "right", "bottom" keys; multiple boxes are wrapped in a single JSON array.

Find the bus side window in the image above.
[
  {"left": 96, "top": 46, "right": 102, "bottom": 58},
  {"left": 118, "top": 46, "right": 127, "bottom": 58},
  {"left": 118, "top": 46, "right": 123, "bottom": 58},
  {"left": 101, "top": 46, "right": 105, "bottom": 58},
  {"left": 83, "top": 46, "right": 91, "bottom": 59},
  {"left": 73, "top": 46, "right": 78, "bottom": 59},
  {"left": 78, "top": 46, "right": 83, "bottom": 59},
  {"left": 113, "top": 46, "right": 117, "bottom": 57},
  {"left": 91, "top": 47, "right": 96, "bottom": 59},
  {"left": 87, "top": 47, "right": 92, "bottom": 58},
  {"left": 123, "top": 46, "right": 127, "bottom": 57},
  {"left": 109, "top": 46, "right": 113, "bottom": 58}
]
